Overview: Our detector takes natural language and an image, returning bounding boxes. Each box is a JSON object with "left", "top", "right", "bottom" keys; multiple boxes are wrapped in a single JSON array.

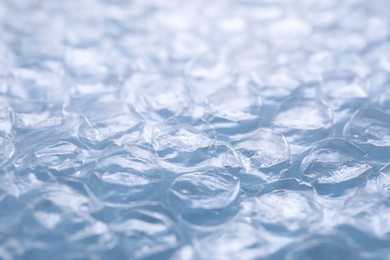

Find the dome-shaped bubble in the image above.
[
  {"left": 204, "top": 86, "right": 262, "bottom": 140},
  {"left": 77, "top": 102, "right": 144, "bottom": 149},
  {"left": 227, "top": 128, "right": 290, "bottom": 189},
  {"left": 253, "top": 179, "right": 321, "bottom": 235},
  {"left": 124, "top": 75, "right": 192, "bottom": 122},
  {"left": 92, "top": 203, "right": 181, "bottom": 259},
  {"left": 152, "top": 117, "right": 216, "bottom": 173},
  {"left": 300, "top": 138, "right": 372, "bottom": 196},
  {"left": 273, "top": 97, "right": 333, "bottom": 154},
  {"left": 87, "top": 143, "right": 162, "bottom": 204},
  {"left": 194, "top": 222, "right": 270, "bottom": 259},
  {"left": 285, "top": 235, "right": 360, "bottom": 260},
  {"left": 167, "top": 168, "right": 240, "bottom": 229}
]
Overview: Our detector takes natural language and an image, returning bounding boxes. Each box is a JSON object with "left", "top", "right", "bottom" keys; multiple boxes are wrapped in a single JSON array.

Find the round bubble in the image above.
[
  {"left": 168, "top": 168, "right": 240, "bottom": 228},
  {"left": 152, "top": 117, "right": 216, "bottom": 173},
  {"left": 300, "top": 138, "right": 372, "bottom": 196}
]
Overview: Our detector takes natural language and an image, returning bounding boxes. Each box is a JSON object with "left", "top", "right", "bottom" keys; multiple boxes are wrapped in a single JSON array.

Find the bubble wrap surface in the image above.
[{"left": 1, "top": 0, "right": 390, "bottom": 259}]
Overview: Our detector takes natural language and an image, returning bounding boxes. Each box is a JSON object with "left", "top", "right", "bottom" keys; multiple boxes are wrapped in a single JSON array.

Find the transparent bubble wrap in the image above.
[{"left": 1, "top": 0, "right": 390, "bottom": 259}]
